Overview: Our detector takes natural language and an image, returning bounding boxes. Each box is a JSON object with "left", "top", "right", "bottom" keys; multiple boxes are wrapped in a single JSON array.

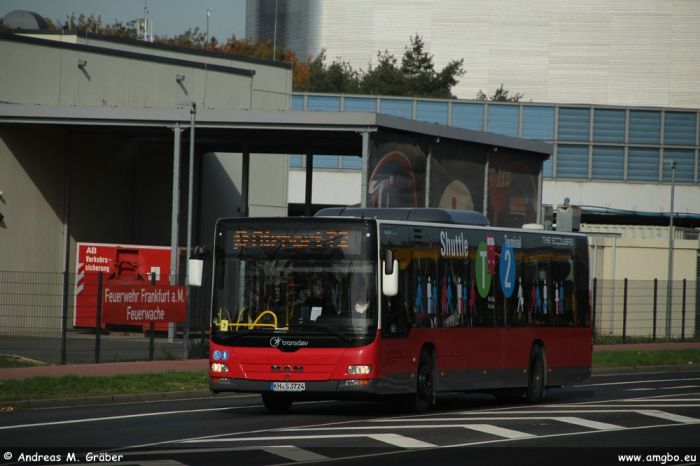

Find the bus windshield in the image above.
[{"left": 211, "top": 219, "right": 378, "bottom": 346}]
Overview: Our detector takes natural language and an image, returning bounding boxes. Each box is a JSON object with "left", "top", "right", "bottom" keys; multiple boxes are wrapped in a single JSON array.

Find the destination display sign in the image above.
[
  {"left": 101, "top": 285, "right": 187, "bottom": 324},
  {"left": 228, "top": 229, "right": 361, "bottom": 253}
]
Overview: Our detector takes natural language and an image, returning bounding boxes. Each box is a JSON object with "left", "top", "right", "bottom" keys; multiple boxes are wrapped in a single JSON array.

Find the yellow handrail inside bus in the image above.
[{"left": 216, "top": 307, "right": 281, "bottom": 330}]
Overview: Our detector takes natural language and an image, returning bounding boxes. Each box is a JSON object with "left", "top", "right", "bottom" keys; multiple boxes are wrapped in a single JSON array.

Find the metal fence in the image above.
[
  {"left": 592, "top": 278, "right": 698, "bottom": 342},
  {"left": 1, "top": 272, "right": 698, "bottom": 365},
  {"left": 0, "top": 271, "right": 211, "bottom": 365}
]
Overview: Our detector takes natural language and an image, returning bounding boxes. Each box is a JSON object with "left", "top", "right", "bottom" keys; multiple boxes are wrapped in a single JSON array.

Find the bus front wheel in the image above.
[
  {"left": 410, "top": 351, "right": 434, "bottom": 413},
  {"left": 525, "top": 345, "right": 545, "bottom": 403},
  {"left": 261, "top": 392, "right": 293, "bottom": 412}
]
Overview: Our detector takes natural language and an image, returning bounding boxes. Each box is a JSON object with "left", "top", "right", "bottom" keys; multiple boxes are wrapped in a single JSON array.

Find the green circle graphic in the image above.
[{"left": 476, "top": 241, "right": 491, "bottom": 298}]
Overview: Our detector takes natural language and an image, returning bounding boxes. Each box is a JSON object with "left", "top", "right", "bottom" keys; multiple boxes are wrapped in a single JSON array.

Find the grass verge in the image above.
[
  {"left": 0, "top": 371, "right": 209, "bottom": 403},
  {"left": 0, "top": 356, "right": 46, "bottom": 369},
  {"left": 592, "top": 348, "right": 700, "bottom": 368}
]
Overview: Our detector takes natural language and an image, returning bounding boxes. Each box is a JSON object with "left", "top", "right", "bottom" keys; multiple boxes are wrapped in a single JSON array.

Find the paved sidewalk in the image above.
[{"left": 0, "top": 359, "right": 207, "bottom": 382}]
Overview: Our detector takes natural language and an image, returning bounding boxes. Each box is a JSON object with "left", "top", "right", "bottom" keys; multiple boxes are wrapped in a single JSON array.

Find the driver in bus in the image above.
[{"left": 306, "top": 279, "right": 336, "bottom": 319}]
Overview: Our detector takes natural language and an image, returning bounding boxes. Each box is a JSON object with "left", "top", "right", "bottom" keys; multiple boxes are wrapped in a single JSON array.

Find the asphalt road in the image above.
[{"left": 1, "top": 370, "right": 699, "bottom": 466}]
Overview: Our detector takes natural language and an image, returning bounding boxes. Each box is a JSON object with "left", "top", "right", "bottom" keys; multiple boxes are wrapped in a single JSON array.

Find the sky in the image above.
[{"left": 0, "top": 0, "right": 247, "bottom": 41}]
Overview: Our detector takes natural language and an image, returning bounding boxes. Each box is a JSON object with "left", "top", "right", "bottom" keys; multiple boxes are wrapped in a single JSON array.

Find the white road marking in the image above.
[
  {"left": 0, "top": 406, "right": 233, "bottom": 431},
  {"left": 260, "top": 446, "right": 329, "bottom": 461},
  {"left": 95, "top": 446, "right": 329, "bottom": 462},
  {"left": 551, "top": 417, "right": 624, "bottom": 430},
  {"left": 636, "top": 410, "right": 700, "bottom": 424},
  {"left": 286, "top": 424, "right": 534, "bottom": 440},
  {"left": 584, "top": 377, "right": 700, "bottom": 387},
  {"left": 180, "top": 433, "right": 435, "bottom": 448},
  {"left": 461, "top": 424, "right": 535, "bottom": 439},
  {"left": 366, "top": 434, "right": 436, "bottom": 448}
]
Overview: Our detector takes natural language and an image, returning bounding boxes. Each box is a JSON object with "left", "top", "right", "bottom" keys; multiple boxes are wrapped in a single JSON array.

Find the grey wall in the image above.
[{"left": 0, "top": 34, "right": 292, "bottom": 277}]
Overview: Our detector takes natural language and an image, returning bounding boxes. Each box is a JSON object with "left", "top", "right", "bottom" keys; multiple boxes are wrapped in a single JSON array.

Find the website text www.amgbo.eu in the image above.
[{"left": 618, "top": 453, "right": 697, "bottom": 464}]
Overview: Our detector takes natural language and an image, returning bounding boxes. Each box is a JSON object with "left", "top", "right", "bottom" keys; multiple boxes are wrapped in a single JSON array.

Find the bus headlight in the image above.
[
  {"left": 211, "top": 363, "right": 229, "bottom": 372},
  {"left": 348, "top": 365, "right": 372, "bottom": 375}
]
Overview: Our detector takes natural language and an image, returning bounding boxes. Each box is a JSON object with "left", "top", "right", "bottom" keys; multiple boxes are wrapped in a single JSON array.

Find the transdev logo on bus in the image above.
[
  {"left": 440, "top": 231, "right": 468, "bottom": 258},
  {"left": 270, "top": 337, "right": 309, "bottom": 348}
]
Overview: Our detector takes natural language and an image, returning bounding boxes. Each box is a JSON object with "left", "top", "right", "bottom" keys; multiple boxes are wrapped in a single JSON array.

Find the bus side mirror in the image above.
[
  {"left": 189, "top": 259, "right": 203, "bottom": 287},
  {"left": 382, "top": 250, "right": 398, "bottom": 297}
]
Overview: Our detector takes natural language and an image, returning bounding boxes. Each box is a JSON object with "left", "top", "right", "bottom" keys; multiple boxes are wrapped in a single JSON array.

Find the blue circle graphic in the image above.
[{"left": 213, "top": 350, "right": 221, "bottom": 360}]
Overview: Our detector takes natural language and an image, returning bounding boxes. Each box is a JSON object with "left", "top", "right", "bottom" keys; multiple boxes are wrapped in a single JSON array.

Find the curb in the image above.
[{"left": 3, "top": 390, "right": 249, "bottom": 411}]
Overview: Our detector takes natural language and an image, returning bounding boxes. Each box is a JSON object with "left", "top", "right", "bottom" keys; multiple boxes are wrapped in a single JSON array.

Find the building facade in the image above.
[{"left": 246, "top": 0, "right": 700, "bottom": 108}]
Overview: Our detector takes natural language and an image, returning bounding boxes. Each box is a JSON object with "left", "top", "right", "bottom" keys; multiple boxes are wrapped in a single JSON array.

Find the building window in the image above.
[
  {"left": 557, "top": 108, "right": 590, "bottom": 142},
  {"left": 556, "top": 145, "right": 589, "bottom": 179},
  {"left": 592, "top": 146, "right": 624, "bottom": 180},
  {"left": 629, "top": 110, "right": 661, "bottom": 144},
  {"left": 627, "top": 147, "right": 659, "bottom": 181},
  {"left": 593, "top": 109, "right": 625, "bottom": 143},
  {"left": 292, "top": 95, "right": 305, "bottom": 111},
  {"left": 379, "top": 98, "right": 413, "bottom": 118},
  {"left": 451, "top": 102, "right": 484, "bottom": 131},
  {"left": 416, "top": 101, "right": 448, "bottom": 125},
  {"left": 487, "top": 104, "right": 519, "bottom": 138},
  {"left": 307, "top": 95, "right": 341, "bottom": 112},
  {"left": 344, "top": 97, "right": 377, "bottom": 112},
  {"left": 664, "top": 112, "right": 696, "bottom": 146},
  {"left": 341, "top": 155, "right": 362, "bottom": 170},
  {"left": 663, "top": 149, "right": 695, "bottom": 183},
  {"left": 522, "top": 106, "right": 555, "bottom": 141}
]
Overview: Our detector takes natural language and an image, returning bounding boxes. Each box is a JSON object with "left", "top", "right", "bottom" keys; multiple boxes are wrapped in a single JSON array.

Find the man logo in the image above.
[
  {"left": 270, "top": 337, "right": 282, "bottom": 347},
  {"left": 271, "top": 365, "right": 303, "bottom": 372}
]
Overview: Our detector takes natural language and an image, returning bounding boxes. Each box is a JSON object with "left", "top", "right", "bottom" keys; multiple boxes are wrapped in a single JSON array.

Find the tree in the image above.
[
  {"left": 33, "top": 17, "right": 475, "bottom": 98},
  {"left": 359, "top": 51, "right": 404, "bottom": 96},
  {"left": 401, "top": 34, "right": 465, "bottom": 98},
  {"left": 477, "top": 84, "right": 523, "bottom": 102},
  {"left": 296, "top": 49, "right": 359, "bottom": 94}
]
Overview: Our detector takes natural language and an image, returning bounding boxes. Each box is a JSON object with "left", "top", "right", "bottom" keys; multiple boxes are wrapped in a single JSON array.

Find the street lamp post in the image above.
[
  {"left": 206, "top": 4, "right": 214, "bottom": 49},
  {"left": 273, "top": 0, "right": 278, "bottom": 61},
  {"left": 664, "top": 160, "right": 676, "bottom": 339},
  {"left": 177, "top": 101, "right": 197, "bottom": 357}
]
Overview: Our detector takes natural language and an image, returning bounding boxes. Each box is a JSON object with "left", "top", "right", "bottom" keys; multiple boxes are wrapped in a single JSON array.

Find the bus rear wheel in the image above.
[
  {"left": 525, "top": 345, "right": 545, "bottom": 403},
  {"left": 261, "top": 392, "right": 293, "bottom": 412}
]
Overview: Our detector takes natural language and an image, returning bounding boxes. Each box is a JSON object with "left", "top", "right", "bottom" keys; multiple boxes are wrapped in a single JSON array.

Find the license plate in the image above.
[{"left": 271, "top": 382, "right": 305, "bottom": 392}]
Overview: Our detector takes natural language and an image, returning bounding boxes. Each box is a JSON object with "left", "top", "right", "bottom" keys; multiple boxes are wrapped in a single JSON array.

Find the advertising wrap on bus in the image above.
[{"left": 205, "top": 208, "right": 591, "bottom": 412}]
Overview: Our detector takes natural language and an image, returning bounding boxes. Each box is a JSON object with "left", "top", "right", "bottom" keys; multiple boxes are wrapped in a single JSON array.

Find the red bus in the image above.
[{"left": 205, "top": 208, "right": 591, "bottom": 412}]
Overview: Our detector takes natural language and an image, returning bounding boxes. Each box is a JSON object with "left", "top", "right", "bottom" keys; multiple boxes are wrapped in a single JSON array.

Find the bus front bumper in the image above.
[{"left": 209, "top": 377, "right": 382, "bottom": 396}]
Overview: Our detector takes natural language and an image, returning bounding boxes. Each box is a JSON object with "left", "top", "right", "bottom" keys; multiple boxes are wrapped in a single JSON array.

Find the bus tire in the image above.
[
  {"left": 261, "top": 392, "right": 293, "bottom": 412},
  {"left": 525, "top": 345, "right": 545, "bottom": 403},
  {"left": 411, "top": 351, "right": 434, "bottom": 413}
]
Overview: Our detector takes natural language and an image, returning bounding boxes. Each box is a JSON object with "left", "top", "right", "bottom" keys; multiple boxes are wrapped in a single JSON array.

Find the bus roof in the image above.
[{"left": 314, "top": 207, "right": 490, "bottom": 227}]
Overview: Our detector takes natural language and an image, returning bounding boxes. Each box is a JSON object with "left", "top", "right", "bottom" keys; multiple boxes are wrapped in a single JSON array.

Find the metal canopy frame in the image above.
[{"left": 0, "top": 103, "right": 552, "bottom": 280}]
